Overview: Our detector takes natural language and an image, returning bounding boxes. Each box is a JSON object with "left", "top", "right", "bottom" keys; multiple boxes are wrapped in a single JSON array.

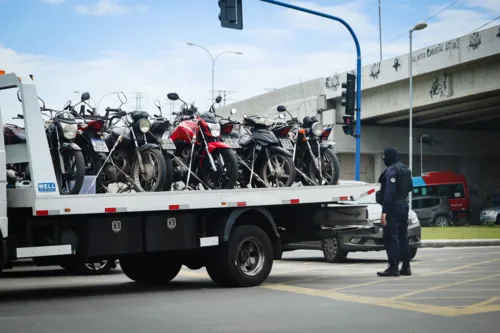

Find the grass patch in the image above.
[{"left": 422, "top": 226, "right": 500, "bottom": 240}]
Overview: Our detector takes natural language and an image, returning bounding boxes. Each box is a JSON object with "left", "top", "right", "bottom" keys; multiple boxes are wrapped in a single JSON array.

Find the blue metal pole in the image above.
[{"left": 260, "top": 0, "right": 362, "bottom": 180}]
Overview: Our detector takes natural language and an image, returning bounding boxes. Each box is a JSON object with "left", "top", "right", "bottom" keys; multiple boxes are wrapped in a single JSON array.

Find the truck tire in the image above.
[
  {"left": 321, "top": 237, "right": 348, "bottom": 263},
  {"left": 120, "top": 253, "right": 182, "bottom": 284},
  {"left": 206, "top": 225, "right": 274, "bottom": 287}
]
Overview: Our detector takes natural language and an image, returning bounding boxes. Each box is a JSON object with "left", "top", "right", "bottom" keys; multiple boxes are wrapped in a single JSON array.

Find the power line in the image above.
[
  {"left": 362, "top": 0, "right": 463, "bottom": 59},
  {"left": 470, "top": 15, "right": 500, "bottom": 32}
]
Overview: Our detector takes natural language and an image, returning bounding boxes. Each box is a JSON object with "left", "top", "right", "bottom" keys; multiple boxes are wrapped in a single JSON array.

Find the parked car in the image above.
[
  {"left": 479, "top": 205, "right": 500, "bottom": 225},
  {"left": 412, "top": 195, "right": 453, "bottom": 227},
  {"left": 283, "top": 180, "right": 422, "bottom": 263}
]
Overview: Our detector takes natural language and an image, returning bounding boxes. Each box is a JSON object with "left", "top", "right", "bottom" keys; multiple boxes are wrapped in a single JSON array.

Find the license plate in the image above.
[
  {"left": 280, "top": 138, "right": 294, "bottom": 150},
  {"left": 161, "top": 138, "right": 176, "bottom": 150},
  {"left": 225, "top": 138, "right": 240, "bottom": 149},
  {"left": 91, "top": 139, "right": 109, "bottom": 153}
]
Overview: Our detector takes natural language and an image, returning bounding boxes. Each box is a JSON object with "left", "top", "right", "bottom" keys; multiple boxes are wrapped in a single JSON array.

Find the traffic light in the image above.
[
  {"left": 341, "top": 73, "right": 355, "bottom": 115},
  {"left": 219, "top": 0, "right": 243, "bottom": 30},
  {"left": 342, "top": 115, "right": 355, "bottom": 136}
]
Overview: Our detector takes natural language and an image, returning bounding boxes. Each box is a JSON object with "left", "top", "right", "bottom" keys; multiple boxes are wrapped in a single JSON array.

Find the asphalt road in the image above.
[{"left": 1, "top": 247, "right": 500, "bottom": 333}]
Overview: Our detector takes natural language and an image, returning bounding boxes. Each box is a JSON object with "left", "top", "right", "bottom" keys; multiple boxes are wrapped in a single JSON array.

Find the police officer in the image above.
[{"left": 376, "top": 147, "right": 413, "bottom": 277}]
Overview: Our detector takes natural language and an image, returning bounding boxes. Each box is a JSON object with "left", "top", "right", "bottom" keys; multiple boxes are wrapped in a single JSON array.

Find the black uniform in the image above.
[{"left": 376, "top": 147, "right": 413, "bottom": 277}]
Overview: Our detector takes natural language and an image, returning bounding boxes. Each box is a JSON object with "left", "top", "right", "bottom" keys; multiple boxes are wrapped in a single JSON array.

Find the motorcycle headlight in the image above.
[
  {"left": 138, "top": 118, "right": 151, "bottom": 133},
  {"left": 208, "top": 123, "right": 221, "bottom": 137},
  {"left": 61, "top": 123, "right": 78, "bottom": 140},
  {"left": 311, "top": 122, "right": 323, "bottom": 137}
]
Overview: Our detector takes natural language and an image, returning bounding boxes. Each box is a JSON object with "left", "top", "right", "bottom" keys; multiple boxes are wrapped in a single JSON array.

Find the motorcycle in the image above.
[
  {"left": 99, "top": 93, "right": 169, "bottom": 193},
  {"left": 273, "top": 105, "right": 340, "bottom": 186},
  {"left": 220, "top": 110, "right": 296, "bottom": 188},
  {"left": 166, "top": 92, "right": 238, "bottom": 190},
  {"left": 144, "top": 99, "right": 175, "bottom": 191},
  {"left": 71, "top": 92, "right": 109, "bottom": 193},
  {"left": 13, "top": 92, "right": 87, "bottom": 194}
]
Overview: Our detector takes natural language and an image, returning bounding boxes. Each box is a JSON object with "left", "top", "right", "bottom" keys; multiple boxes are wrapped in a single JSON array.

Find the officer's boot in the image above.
[
  {"left": 377, "top": 265, "right": 400, "bottom": 277},
  {"left": 400, "top": 262, "right": 412, "bottom": 276}
]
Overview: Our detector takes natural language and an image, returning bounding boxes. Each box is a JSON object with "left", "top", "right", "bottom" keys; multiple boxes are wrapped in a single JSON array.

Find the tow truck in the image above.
[{"left": 0, "top": 72, "right": 378, "bottom": 287}]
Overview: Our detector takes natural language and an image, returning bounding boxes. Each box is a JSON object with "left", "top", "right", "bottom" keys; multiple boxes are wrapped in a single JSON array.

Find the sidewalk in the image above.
[{"left": 421, "top": 239, "right": 500, "bottom": 248}]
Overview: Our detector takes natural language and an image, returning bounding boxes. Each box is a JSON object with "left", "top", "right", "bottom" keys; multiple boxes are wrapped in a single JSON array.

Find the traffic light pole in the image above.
[{"left": 260, "top": 0, "right": 362, "bottom": 181}]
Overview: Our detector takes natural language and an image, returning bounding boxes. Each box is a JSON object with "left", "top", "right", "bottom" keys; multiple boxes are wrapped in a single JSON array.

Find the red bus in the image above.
[{"left": 412, "top": 171, "right": 470, "bottom": 221}]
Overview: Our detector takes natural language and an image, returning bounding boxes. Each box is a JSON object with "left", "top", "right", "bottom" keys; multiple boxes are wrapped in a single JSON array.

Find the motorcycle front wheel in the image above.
[
  {"left": 55, "top": 149, "right": 85, "bottom": 195},
  {"left": 307, "top": 147, "right": 340, "bottom": 186},
  {"left": 131, "top": 148, "right": 168, "bottom": 192},
  {"left": 258, "top": 150, "right": 296, "bottom": 188},
  {"left": 199, "top": 148, "right": 239, "bottom": 189}
]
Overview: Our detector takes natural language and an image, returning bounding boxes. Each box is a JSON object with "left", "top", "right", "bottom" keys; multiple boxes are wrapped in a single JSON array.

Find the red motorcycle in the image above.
[{"left": 167, "top": 93, "right": 238, "bottom": 190}]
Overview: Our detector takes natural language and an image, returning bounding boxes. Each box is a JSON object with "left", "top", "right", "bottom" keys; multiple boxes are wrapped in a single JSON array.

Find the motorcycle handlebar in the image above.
[{"left": 105, "top": 107, "right": 123, "bottom": 112}]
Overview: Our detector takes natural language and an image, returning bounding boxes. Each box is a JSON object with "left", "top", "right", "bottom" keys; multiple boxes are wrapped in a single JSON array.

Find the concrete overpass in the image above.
[{"left": 218, "top": 24, "right": 500, "bottom": 218}]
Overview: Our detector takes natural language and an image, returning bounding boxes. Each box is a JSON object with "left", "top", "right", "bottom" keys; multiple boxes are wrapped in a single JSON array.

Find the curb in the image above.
[{"left": 420, "top": 239, "right": 500, "bottom": 248}]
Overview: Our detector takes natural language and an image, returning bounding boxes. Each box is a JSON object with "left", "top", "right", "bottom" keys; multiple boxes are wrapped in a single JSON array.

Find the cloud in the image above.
[
  {"left": 1, "top": 0, "right": 499, "bottom": 121},
  {"left": 75, "top": 0, "right": 147, "bottom": 17},
  {"left": 464, "top": 0, "right": 500, "bottom": 15},
  {"left": 40, "top": 0, "right": 66, "bottom": 4}
]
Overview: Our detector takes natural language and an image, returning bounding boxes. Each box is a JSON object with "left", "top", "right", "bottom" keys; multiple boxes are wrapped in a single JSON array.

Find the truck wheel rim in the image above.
[
  {"left": 237, "top": 237, "right": 265, "bottom": 276},
  {"left": 436, "top": 217, "right": 448, "bottom": 227},
  {"left": 324, "top": 238, "right": 337, "bottom": 258}
]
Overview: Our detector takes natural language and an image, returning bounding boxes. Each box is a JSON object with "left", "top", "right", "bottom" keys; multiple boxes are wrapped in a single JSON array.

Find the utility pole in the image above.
[
  {"left": 208, "top": 89, "right": 237, "bottom": 106},
  {"left": 131, "top": 92, "right": 146, "bottom": 111}
]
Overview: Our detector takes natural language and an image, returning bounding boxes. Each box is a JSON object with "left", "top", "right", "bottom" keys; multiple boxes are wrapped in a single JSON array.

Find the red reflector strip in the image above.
[
  {"left": 367, "top": 188, "right": 375, "bottom": 195},
  {"left": 290, "top": 199, "right": 300, "bottom": 204},
  {"left": 105, "top": 208, "right": 117, "bottom": 213},
  {"left": 169, "top": 205, "right": 180, "bottom": 210},
  {"left": 36, "top": 210, "right": 49, "bottom": 216},
  {"left": 237, "top": 202, "right": 247, "bottom": 207},
  {"left": 340, "top": 196, "right": 349, "bottom": 201}
]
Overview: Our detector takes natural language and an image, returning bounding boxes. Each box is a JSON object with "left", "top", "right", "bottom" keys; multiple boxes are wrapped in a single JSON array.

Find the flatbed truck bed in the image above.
[{"left": 0, "top": 72, "right": 377, "bottom": 287}]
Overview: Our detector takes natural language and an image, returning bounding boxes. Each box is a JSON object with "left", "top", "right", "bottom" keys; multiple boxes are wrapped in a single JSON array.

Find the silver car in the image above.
[
  {"left": 283, "top": 181, "right": 422, "bottom": 263},
  {"left": 480, "top": 206, "right": 500, "bottom": 225}
]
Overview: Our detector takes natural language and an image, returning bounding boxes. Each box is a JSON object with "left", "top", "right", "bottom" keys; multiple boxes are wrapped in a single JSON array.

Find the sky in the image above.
[{"left": 1, "top": 0, "right": 500, "bottom": 118}]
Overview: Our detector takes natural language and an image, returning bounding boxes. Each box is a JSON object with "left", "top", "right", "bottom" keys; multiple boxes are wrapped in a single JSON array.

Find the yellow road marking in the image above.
[
  {"left": 421, "top": 258, "right": 500, "bottom": 277},
  {"left": 261, "top": 283, "right": 462, "bottom": 317},
  {"left": 391, "top": 272, "right": 500, "bottom": 300}
]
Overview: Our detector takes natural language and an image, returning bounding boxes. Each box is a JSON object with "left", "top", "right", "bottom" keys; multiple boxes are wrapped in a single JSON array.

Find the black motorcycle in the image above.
[
  {"left": 273, "top": 105, "right": 340, "bottom": 186},
  {"left": 100, "top": 95, "right": 169, "bottom": 193},
  {"left": 225, "top": 113, "right": 296, "bottom": 188},
  {"left": 15, "top": 91, "right": 85, "bottom": 194},
  {"left": 43, "top": 101, "right": 86, "bottom": 195}
]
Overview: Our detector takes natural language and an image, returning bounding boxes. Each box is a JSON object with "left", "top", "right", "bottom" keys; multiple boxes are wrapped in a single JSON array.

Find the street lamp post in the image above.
[
  {"left": 187, "top": 43, "right": 242, "bottom": 103},
  {"left": 408, "top": 21, "right": 428, "bottom": 210}
]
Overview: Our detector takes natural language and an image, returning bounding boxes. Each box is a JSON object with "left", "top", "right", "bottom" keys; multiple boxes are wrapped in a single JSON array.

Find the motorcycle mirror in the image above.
[
  {"left": 63, "top": 100, "right": 72, "bottom": 110},
  {"left": 81, "top": 92, "right": 90, "bottom": 102},
  {"left": 117, "top": 91, "right": 127, "bottom": 103},
  {"left": 278, "top": 113, "right": 285, "bottom": 119},
  {"left": 317, "top": 108, "right": 325, "bottom": 114},
  {"left": 167, "top": 92, "right": 179, "bottom": 101},
  {"left": 215, "top": 95, "right": 222, "bottom": 104},
  {"left": 277, "top": 105, "right": 287, "bottom": 112},
  {"left": 38, "top": 96, "right": 46, "bottom": 109},
  {"left": 230, "top": 108, "right": 237, "bottom": 115},
  {"left": 243, "top": 113, "right": 248, "bottom": 118},
  {"left": 154, "top": 99, "right": 162, "bottom": 112}
]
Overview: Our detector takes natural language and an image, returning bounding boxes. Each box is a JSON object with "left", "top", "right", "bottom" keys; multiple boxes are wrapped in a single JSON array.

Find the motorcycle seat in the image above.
[{"left": 239, "top": 134, "right": 252, "bottom": 147}]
